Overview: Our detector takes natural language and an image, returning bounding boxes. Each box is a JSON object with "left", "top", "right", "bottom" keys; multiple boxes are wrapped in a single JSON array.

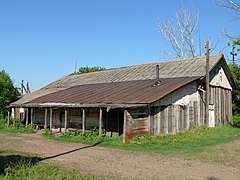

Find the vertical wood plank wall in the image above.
[
  {"left": 150, "top": 86, "right": 232, "bottom": 135},
  {"left": 125, "top": 107, "right": 149, "bottom": 140}
]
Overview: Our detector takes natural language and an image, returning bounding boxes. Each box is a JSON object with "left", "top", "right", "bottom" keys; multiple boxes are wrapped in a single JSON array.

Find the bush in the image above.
[
  {"left": 233, "top": 114, "right": 240, "bottom": 128},
  {"left": 42, "top": 130, "right": 54, "bottom": 138},
  {"left": 60, "top": 128, "right": 106, "bottom": 142},
  {"left": 0, "top": 118, "right": 36, "bottom": 133}
]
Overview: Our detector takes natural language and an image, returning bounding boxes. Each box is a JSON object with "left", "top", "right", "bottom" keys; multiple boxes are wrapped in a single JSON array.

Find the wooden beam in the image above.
[
  {"left": 99, "top": 108, "right": 102, "bottom": 136},
  {"left": 13, "top": 108, "right": 16, "bottom": 127},
  {"left": 25, "top": 108, "right": 29, "bottom": 127},
  {"left": 44, "top": 108, "right": 47, "bottom": 130},
  {"left": 64, "top": 108, "right": 68, "bottom": 131},
  {"left": 123, "top": 109, "right": 127, "bottom": 143},
  {"left": 82, "top": 109, "right": 85, "bottom": 133},
  {"left": 148, "top": 106, "right": 151, "bottom": 135},
  {"left": 30, "top": 108, "right": 33, "bottom": 128},
  {"left": 7, "top": 110, "right": 10, "bottom": 128},
  {"left": 205, "top": 41, "right": 210, "bottom": 126},
  {"left": 50, "top": 108, "right": 53, "bottom": 133}
]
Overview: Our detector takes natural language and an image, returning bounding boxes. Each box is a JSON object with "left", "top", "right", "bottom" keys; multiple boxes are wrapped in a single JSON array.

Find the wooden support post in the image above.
[
  {"left": 44, "top": 108, "right": 47, "bottom": 130},
  {"left": 13, "top": 108, "right": 16, "bottom": 127},
  {"left": 50, "top": 108, "right": 53, "bottom": 133},
  {"left": 26, "top": 108, "right": 29, "bottom": 127},
  {"left": 99, "top": 108, "right": 102, "bottom": 136},
  {"left": 205, "top": 41, "right": 210, "bottom": 127},
  {"left": 64, "top": 108, "right": 68, "bottom": 131},
  {"left": 30, "top": 108, "right": 33, "bottom": 128},
  {"left": 148, "top": 106, "right": 151, "bottom": 135},
  {"left": 7, "top": 110, "right": 10, "bottom": 128},
  {"left": 123, "top": 110, "right": 127, "bottom": 143},
  {"left": 82, "top": 109, "right": 85, "bottom": 133}
]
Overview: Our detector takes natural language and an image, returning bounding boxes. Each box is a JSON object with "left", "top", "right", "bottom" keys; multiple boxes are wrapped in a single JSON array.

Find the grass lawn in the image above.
[
  {"left": 46, "top": 125, "right": 240, "bottom": 166},
  {"left": 0, "top": 119, "right": 36, "bottom": 134},
  {"left": 0, "top": 150, "right": 101, "bottom": 180}
]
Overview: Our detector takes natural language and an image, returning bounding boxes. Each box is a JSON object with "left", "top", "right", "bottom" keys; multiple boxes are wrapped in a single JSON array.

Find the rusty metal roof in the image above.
[
  {"left": 23, "top": 76, "right": 200, "bottom": 108},
  {"left": 12, "top": 54, "right": 224, "bottom": 106}
]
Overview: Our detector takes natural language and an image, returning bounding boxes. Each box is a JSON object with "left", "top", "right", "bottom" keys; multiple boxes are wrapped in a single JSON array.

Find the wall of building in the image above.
[
  {"left": 210, "top": 62, "right": 232, "bottom": 90},
  {"left": 149, "top": 81, "right": 232, "bottom": 136},
  {"left": 125, "top": 107, "right": 149, "bottom": 140}
]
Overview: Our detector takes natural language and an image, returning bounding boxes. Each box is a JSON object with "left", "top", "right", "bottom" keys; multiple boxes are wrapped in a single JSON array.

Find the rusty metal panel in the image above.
[{"left": 27, "top": 77, "right": 200, "bottom": 107}]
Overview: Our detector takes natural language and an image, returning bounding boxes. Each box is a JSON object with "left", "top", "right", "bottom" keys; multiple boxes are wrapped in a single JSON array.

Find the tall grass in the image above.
[{"left": 0, "top": 118, "right": 36, "bottom": 134}]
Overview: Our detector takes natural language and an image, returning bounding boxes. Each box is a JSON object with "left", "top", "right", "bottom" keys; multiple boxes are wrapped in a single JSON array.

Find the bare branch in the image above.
[
  {"left": 216, "top": 0, "right": 240, "bottom": 13},
  {"left": 157, "top": 8, "right": 199, "bottom": 59}
]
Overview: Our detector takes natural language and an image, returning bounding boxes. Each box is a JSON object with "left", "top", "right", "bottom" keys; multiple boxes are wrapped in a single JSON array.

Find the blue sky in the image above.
[{"left": 0, "top": 0, "right": 239, "bottom": 91}]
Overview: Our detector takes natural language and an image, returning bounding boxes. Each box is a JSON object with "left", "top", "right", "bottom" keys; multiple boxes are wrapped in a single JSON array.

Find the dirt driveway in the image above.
[{"left": 0, "top": 132, "right": 239, "bottom": 180}]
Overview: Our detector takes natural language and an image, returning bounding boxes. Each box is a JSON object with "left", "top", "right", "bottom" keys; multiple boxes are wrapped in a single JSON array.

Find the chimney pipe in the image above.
[
  {"left": 156, "top": 65, "right": 159, "bottom": 81},
  {"left": 153, "top": 65, "right": 161, "bottom": 86}
]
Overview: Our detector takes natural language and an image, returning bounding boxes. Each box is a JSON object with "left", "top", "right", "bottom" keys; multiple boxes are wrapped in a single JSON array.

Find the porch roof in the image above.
[{"left": 18, "top": 76, "right": 200, "bottom": 108}]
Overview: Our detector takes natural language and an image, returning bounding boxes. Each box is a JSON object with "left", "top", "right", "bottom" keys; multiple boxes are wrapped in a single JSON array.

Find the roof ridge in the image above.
[{"left": 69, "top": 54, "right": 223, "bottom": 77}]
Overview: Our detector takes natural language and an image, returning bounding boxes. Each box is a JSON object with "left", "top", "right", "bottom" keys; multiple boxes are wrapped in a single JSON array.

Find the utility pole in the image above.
[
  {"left": 205, "top": 41, "right": 210, "bottom": 126},
  {"left": 230, "top": 46, "right": 237, "bottom": 64},
  {"left": 27, "top": 82, "right": 30, "bottom": 94},
  {"left": 21, "top": 80, "right": 24, "bottom": 95}
]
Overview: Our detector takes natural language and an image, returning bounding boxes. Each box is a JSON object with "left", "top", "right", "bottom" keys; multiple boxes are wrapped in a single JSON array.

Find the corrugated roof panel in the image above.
[
  {"left": 12, "top": 54, "right": 224, "bottom": 106},
  {"left": 26, "top": 77, "right": 200, "bottom": 107}
]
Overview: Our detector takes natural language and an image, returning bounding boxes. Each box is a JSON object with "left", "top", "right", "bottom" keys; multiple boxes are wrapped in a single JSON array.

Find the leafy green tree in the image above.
[
  {"left": 0, "top": 70, "right": 20, "bottom": 117},
  {"left": 229, "top": 63, "right": 240, "bottom": 127},
  {"left": 71, "top": 66, "right": 106, "bottom": 75}
]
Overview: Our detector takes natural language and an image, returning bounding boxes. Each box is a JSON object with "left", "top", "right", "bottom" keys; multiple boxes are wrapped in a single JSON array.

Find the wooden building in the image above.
[{"left": 10, "top": 54, "right": 236, "bottom": 141}]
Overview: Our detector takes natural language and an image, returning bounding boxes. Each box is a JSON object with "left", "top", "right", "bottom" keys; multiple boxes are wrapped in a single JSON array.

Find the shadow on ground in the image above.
[
  {"left": 0, "top": 141, "right": 102, "bottom": 175},
  {"left": 0, "top": 154, "right": 43, "bottom": 175},
  {"left": 43, "top": 141, "right": 102, "bottom": 160}
]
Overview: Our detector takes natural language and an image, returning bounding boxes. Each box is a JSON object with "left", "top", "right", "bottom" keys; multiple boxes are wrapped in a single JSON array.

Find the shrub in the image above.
[
  {"left": 233, "top": 114, "right": 240, "bottom": 128},
  {"left": 60, "top": 128, "right": 106, "bottom": 142},
  {"left": 42, "top": 130, "right": 54, "bottom": 137}
]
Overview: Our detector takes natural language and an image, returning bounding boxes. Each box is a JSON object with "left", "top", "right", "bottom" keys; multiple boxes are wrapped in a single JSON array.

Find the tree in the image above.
[
  {"left": 70, "top": 66, "right": 106, "bottom": 75},
  {"left": 229, "top": 63, "right": 240, "bottom": 127},
  {"left": 216, "top": 0, "right": 240, "bottom": 13},
  {"left": 157, "top": 8, "right": 199, "bottom": 59},
  {"left": 0, "top": 70, "right": 20, "bottom": 118}
]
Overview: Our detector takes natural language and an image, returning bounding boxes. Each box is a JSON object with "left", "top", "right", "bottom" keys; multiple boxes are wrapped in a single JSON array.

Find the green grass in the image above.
[
  {"left": 0, "top": 150, "right": 103, "bottom": 180},
  {"left": 0, "top": 119, "right": 36, "bottom": 134},
  {"left": 46, "top": 125, "right": 240, "bottom": 156}
]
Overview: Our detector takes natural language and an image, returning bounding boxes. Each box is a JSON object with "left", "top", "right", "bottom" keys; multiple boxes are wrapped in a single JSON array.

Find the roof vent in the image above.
[{"left": 153, "top": 65, "right": 161, "bottom": 86}]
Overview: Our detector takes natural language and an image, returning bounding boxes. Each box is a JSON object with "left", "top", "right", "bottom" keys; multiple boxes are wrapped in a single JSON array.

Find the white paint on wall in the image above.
[
  {"left": 210, "top": 64, "right": 232, "bottom": 90},
  {"left": 152, "top": 82, "right": 198, "bottom": 106}
]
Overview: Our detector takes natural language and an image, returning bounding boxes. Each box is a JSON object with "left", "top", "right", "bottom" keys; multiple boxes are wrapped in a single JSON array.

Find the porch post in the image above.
[
  {"left": 148, "top": 106, "right": 151, "bottom": 135},
  {"left": 30, "top": 108, "right": 33, "bottom": 128},
  {"left": 64, "top": 108, "right": 68, "bottom": 131},
  {"left": 13, "top": 107, "right": 16, "bottom": 127},
  {"left": 44, "top": 108, "right": 47, "bottom": 130},
  {"left": 123, "top": 109, "right": 127, "bottom": 143},
  {"left": 7, "top": 110, "right": 10, "bottom": 127},
  {"left": 82, "top": 109, "right": 85, "bottom": 133},
  {"left": 25, "top": 108, "right": 29, "bottom": 127},
  {"left": 50, "top": 108, "right": 53, "bottom": 133},
  {"left": 99, "top": 108, "right": 102, "bottom": 136}
]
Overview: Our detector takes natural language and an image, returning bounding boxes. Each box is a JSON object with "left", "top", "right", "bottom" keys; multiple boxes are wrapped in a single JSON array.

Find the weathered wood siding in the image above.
[
  {"left": 125, "top": 107, "right": 149, "bottom": 140},
  {"left": 33, "top": 108, "right": 101, "bottom": 130},
  {"left": 150, "top": 85, "right": 232, "bottom": 135},
  {"left": 150, "top": 104, "right": 198, "bottom": 135},
  {"left": 68, "top": 109, "right": 100, "bottom": 130}
]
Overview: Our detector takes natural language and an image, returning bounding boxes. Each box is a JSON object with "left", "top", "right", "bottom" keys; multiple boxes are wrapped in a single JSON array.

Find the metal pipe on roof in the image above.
[{"left": 156, "top": 65, "right": 159, "bottom": 81}]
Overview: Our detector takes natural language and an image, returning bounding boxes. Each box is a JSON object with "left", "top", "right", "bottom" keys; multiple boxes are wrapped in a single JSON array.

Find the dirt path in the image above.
[{"left": 0, "top": 132, "right": 239, "bottom": 180}]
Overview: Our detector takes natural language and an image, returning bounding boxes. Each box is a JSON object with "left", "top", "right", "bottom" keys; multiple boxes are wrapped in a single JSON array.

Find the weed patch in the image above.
[
  {"left": 0, "top": 150, "right": 103, "bottom": 179},
  {"left": 0, "top": 118, "right": 36, "bottom": 134}
]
